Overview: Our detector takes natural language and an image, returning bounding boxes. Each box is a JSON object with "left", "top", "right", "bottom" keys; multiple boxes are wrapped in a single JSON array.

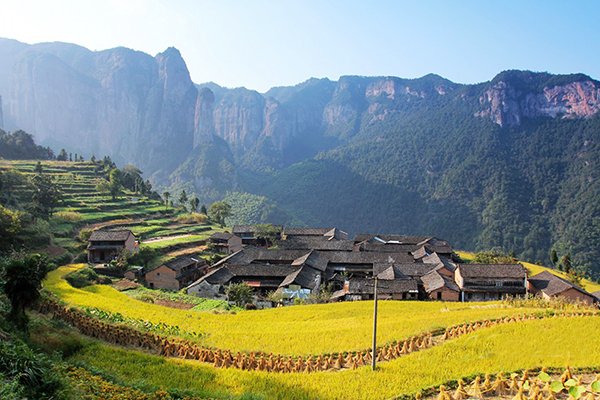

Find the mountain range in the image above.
[{"left": 0, "top": 38, "right": 599, "bottom": 277}]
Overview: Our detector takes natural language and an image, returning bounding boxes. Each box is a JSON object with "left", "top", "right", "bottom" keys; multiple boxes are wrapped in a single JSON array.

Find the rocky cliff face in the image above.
[
  {"left": 0, "top": 40, "right": 197, "bottom": 177},
  {"left": 476, "top": 74, "right": 600, "bottom": 127},
  {"left": 1, "top": 39, "right": 600, "bottom": 179}
]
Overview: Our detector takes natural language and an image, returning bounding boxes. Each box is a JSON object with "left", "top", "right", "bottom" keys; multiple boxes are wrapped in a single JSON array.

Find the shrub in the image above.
[
  {"left": 54, "top": 211, "right": 82, "bottom": 222},
  {"left": 226, "top": 283, "right": 254, "bottom": 307},
  {"left": 65, "top": 267, "right": 101, "bottom": 288},
  {"left": 78, "top": 228, "right": 93, "bottom": 242},
  {"left": 50, "top": 251, "right": 73, "bottom": 266},
  {"left": 175, "top": 212, "right": 208, "bottom": 224},
  {"left": 0, "top": 339, "right": 63, "bottom": 399},
  {"left": 72, "top": 252, "right": 88, "bottom": 263}
]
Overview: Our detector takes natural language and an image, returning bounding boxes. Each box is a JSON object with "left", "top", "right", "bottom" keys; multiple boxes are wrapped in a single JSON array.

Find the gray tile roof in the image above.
[
  {"left": 278, "top": 238, "right": 355, "bottom": 251},
  {"left": 374, "top": 263, "right": 439, "bottom": 278},
  {"left": 357, "top": 242, "right": 418, "bottom": 253},
  {"left": 210, "top": 232, "right": 235, "bottom": 240},
  {"left": 421, "top": 253, "right": 457, "bottom": 272},
  {"left": 457, "top": 264, "right": 527, "bottom": 279},
  {"left": 164, "top": 256, "right": 204, "bottom": 272},
  {"left": 279, "top": 265, "right": 322, "bottom": 289},
  {"left": 89, "top": 230, "right": 134, "bottom": 241},
  {"left": 354, "top": 234, "right": 433, "bottom": 244},
  {"left": 421, "top": 270, "right": 460, "bottom": 293},
  {"left": 326, "top": 251, "right": 414, "bottom": 265},
  {"left": 528, "top": 271, "right": 592, "bottom": 297},
  {"left": 283, "top": 227, "right": 335, "bottom": 236},
  {"left": 345, "top": 278, "right": 419, "bottom": 295}
]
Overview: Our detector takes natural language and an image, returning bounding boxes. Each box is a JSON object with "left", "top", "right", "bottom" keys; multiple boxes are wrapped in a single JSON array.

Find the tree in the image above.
[
  {"left": 208, "top": 201, "right": 232, "bottom": 227},
  {"left": 0, "top": 205, "right": 25, "bottom": 253},
  {"left": 200, "top": 204, "right": 207, "bottom": 215},
  {"left": 550, "top": 249, "right": 558, "bottom": 266},
  {"left": 226, "top": 282, "right": 254, "bottom": 307},
  {"left": 34, "top": 161, "right": 43, "bottom": 174},
  {"left": 1, "top": 253, "right": 51, "bottom": 330},
  {"left": 190, "top": 196, "right": 200, "bottom": 212},
  {"left": 179, "top": 190, "right": 188, "bottom": 209},
  {"left": 560, "top": 253, "right": 572, "bottom": 273},
  {"left": 56, "top": 149, "right": 68, "bottom": 161},
  {"left": 30, "top": 173, "right": 61, "bottom": 218},
  {"left": 254, "top": 223, "right": 281, "bottom": 247},
  {"left": 96, "top": 168, "right": 122, "bottom": 201},
  {"left": 90, "top": 155, "right": 96, "bottom": 163},
  {"left": 163, "top": 191, "right": 171, "bottom": 210}
]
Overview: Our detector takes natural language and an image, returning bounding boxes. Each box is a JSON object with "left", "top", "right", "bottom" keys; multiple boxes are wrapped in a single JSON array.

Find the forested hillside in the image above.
[{"left": 1, "top": 38, "right": 599, "bottom": 277}]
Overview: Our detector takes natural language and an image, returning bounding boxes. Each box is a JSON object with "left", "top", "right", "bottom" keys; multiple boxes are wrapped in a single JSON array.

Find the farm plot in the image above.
[
  {"left": 44, "top": 264, "right": 583, "bottom": 356},
  {"left": 33, "top": 312, "right": 600, "bottom": 400}
]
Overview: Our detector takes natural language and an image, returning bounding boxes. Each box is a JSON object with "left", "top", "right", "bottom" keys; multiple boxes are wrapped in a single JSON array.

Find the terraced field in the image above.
[
  {"left": 45, "top": 264, "right": 593, "bottom": 356},
  {"left": 0, "top": 159, "right": 219, "bottom": 264}
]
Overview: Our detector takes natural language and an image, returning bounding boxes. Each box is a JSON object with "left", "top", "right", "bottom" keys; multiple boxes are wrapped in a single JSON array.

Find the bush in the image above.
[
  {"left": 226, "top": 283, "right": 254, "bottom": 307},
  {"left": 78, "top": 227, "right": 93, "bottom": 242},
  {"left": 175, "top": 212, "right": 208, "bottom": 224},
  {"left": 54, "top": 211, "right": 82, "bottom": 222},
  {"left": 50, "top": 251, "right": 73, "bottom": 266},
  {"left": 72, "top": 252, "right": 88, "bottom": 263},
  {"left": 0, "top": 339, "right": 63, "bottom": 399},
  {"left": 65, "top": 267, "right": 101, "bottom": 288}
]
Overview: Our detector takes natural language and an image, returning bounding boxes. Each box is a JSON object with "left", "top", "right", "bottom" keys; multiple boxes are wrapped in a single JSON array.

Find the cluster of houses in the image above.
[{"left": 87, "top": 225, "right": 600, "bottom": 307}]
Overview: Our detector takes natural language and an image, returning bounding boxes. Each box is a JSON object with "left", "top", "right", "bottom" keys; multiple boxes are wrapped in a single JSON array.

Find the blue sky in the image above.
[{"left": 1, "top": 0, "right": 598, "bottom": 92}]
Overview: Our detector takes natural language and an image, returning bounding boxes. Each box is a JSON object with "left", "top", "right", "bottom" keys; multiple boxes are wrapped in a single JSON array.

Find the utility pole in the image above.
[{"left": 371, "top": 276, "right": 378, "bottom": 371}]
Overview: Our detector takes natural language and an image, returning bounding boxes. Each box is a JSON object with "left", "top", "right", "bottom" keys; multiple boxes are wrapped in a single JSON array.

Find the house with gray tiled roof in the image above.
[
  {"left": 528, "top": 271, "right": 597, "bottom": 305},
  {"left": 87, "top": 229, "right": 137, "bottom": 263}
]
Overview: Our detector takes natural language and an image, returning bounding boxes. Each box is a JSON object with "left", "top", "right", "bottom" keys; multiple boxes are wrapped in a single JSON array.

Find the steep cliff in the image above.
[
  {"left": 475, "top": 71, "right": 600, "bottom": 126},
  {"left": 0, "top": 40, "right": 197, "bottom": 177}
]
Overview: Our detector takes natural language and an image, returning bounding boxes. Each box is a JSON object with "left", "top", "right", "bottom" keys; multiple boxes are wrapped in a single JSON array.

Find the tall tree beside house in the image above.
[
  {"left": 208, "top": 201, "right": 232, "bottom": 227},
  {"left": 190, "top": 196, "right": 200, "bottom": 212},
  {"left": 254, "top": 223, "right": 281, "bottom": 247}
]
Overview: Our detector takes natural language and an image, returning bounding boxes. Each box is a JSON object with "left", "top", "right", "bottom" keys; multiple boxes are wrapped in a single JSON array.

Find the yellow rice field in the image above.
[
  {"left": 45, "top": 264, "right": 581, "bottom": 356},
  {"left": 66, "top": 316, "right": 600, "bottom": 400}
]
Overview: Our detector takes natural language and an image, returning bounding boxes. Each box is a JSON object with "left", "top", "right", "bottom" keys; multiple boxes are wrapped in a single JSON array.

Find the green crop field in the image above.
[{"left": 45, "top": 264, "right": 588, "bottom": 356}]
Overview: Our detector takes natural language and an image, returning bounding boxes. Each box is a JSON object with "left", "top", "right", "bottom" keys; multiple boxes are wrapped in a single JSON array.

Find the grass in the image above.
[
  {"left": 124, "top": 286, "right": 238, "bottom": 312},
  {"left": 34, "top": 314, "right": 600, "bottom": 400},
  {"left": 45, "top": 264, "right": 581, "bottom": 356},
  {"left": 456, "top": 251, "right": 600, "bottom": 293},
  {"left": 142, "top": 234, "right": 211, "bottom": 250}
]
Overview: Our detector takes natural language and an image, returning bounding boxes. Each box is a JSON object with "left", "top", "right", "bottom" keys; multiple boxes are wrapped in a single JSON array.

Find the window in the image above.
[
  {"left": 437, "top": 292, "right": 442, "bottom": 300},
  {"left": 156, "top": 272, "right": 160, "bottom": 276}
]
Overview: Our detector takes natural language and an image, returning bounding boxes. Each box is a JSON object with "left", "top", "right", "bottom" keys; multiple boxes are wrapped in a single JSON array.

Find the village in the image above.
[{"left": 87, "top": 224, "right": 600, "bottom": 308}]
